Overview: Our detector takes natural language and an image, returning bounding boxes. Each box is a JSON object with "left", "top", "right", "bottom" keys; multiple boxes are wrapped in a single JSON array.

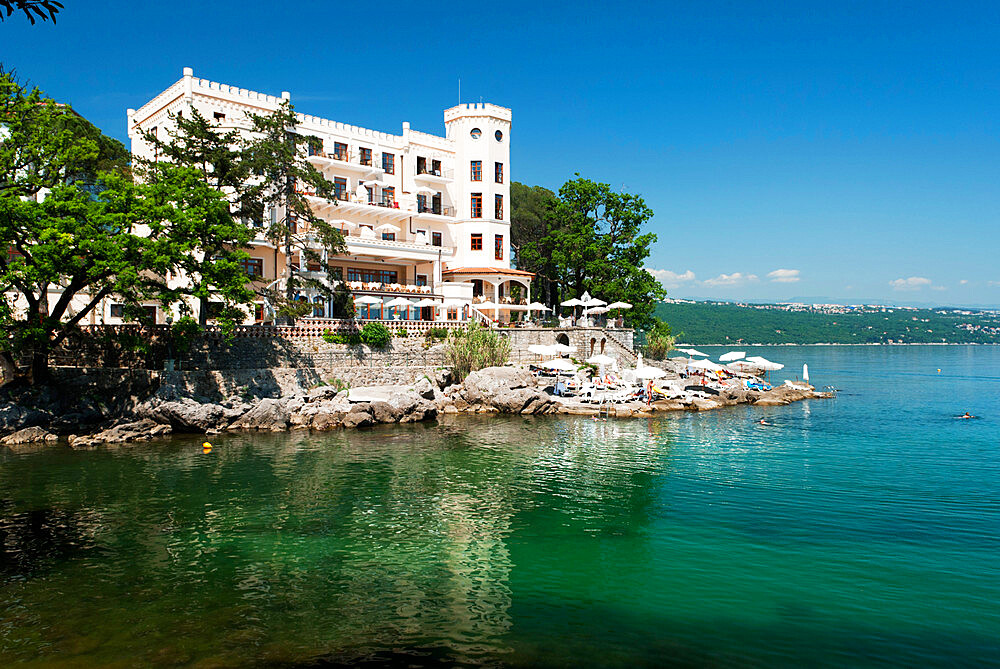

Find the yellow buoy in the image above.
[
  {"left": 202, "top": 442, "right": 212, "bottom": 451},
  {"left": 937, "top": 369, "right": 941, "bottom": 373}
]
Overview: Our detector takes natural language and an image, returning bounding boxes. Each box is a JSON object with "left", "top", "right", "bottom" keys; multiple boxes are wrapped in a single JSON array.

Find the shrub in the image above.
[
  {"left": 360, "top": 322, "right": 392, "bottom": 348},
  {"left": 321, "top": 328, "right": 340, "bottom": 344},
  {"left": 445, "top": 323, "right": 512, "bottom": 382},
  {"left": 327, "top": 377, "right": 350, "bottom": 392},
  {"left": 170, "top": 315, "right": 202, "bottom": 354},
  {"left": 645, "top": 318, "right": 675, "bottom": 360},
  {"left": 322, "top": 327, "right": 362, "bottom": 345},
  {"left": 425, "top": 327, "right": 450, "bottom": 342},
  {"left": 395, "top": 327, "right": 409, "bottom": 338}
]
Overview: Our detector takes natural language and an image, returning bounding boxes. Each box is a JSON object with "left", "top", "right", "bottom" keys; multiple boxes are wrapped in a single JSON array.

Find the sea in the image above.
[{"left": 0, "top": 345, "right": 997, "bottom": 667}]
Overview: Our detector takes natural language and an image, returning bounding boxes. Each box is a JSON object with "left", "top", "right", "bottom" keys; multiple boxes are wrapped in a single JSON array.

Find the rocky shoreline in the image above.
[{"left": 0, "top": 365, "right": 830, "bottom": 449}]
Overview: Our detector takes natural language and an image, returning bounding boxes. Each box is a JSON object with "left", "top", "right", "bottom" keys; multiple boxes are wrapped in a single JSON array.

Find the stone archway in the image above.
[
  {"left": 590, "top": 337, "right": 596, "bottom": 356},
  {"left": 600, "top": 338, "right": 606, "bottom": 354},
  {"left": 556, "top": 333, "right": 570, "bottom": 348}
]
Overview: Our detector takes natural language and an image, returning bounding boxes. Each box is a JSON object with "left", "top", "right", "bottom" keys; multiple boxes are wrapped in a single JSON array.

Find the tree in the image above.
[
  {"left": 0, "top": 174, "right": 173, "bottom": 383},
  {"left": 242, "top": 101, "right": 345, "bottom": 324},
  {"left": 511, "top": 176, "right": 665, "bottom": 327},
  {"left": 0, "top": 0, "right": 62, "bottom": 24},
  {"left": 510, "top": 182, "right": 561, "bottom": 306},
  {"left": 645, "top": 318, "right": 675, "bottom": 360},
  {"left": 138, "top": 109, "right": 258, "bottom": 326}
]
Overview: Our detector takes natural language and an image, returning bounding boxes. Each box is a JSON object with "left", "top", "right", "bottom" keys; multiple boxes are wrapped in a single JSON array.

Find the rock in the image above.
[
  {"left": 308, "top": 385, "right": 341, "bottom": 402},
  {"left": 69, "top": 419, "right": 171, "bottom": 448},
  {"left": 229, "top": 397, "right": 300, "bottom": 431},
  {"left": 342, "top": 404, "right": 375, "bottom": 429},
  {"left": 370, "top": 401, "right": 401, "bottom": 424},
  {"left": 1, "top": 426, "right": 57, "bottom": 446},
  {"left": 452, "top": 367, "right": 555, "bottom": 415},
  {"left": 413, "top": 377, "right": 436, "bottom": 400},
  {"left": 137, "top": 398, "right": 241, "bottom": 432},
  {"left": 0, "top": 402, "right": 51, "bottom": 436}
]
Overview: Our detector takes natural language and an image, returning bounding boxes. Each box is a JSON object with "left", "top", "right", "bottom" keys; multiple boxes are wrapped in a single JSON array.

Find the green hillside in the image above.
[{"left": 652, "top": 302, "right": 1000, "bottom": 345}]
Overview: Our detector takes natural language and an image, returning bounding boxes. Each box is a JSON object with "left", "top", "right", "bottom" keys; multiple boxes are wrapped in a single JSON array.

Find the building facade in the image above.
[{"left": 122, "top": 67, "right": 534, "bottom": 325}]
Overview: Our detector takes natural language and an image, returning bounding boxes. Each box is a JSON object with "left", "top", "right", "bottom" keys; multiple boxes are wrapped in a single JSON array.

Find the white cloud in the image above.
[
  {"left": 959, "top": 279, "right": 969, "bottom": 285},
  {"left": 703, "top": 272, "right": 759, "bottom": 287},
  {"left": 988, "top": 280, "right": 1000, "bottom": 288},
  {"left": 646, "top": 268, "right": 696, "bottom": 288},
  {"left": 767, "top": 268, "right": 800, "bottom": 283},
  {"left": 889, "top": 276, "right": 932, "bottom": 291}
]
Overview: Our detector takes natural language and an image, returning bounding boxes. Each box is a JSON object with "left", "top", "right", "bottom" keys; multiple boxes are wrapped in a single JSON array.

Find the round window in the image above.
[
  {"left": 495, "top": 130, "right": 503, "bottom": 141},
  {"left": 470, "top": 127, "right": 482, "bottom": 139}
]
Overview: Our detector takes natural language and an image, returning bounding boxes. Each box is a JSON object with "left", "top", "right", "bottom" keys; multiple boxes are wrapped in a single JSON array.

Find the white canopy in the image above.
[
  {"left": 561, "top": 297, "right": 585, "bottom": 307},
  {"left": 677, "top": 348, "right": 709, "bottom": 357},
  {"left": 688, "top": 359, "right": 723, "bottom": 372},
  {"left": 552, "top": 343, "right": 576, "bottom": 354},
  {"left": 412, "top": 298, "right": 439, "bottom": 308},
  {"left": 375, "top": 223, "right": 400, "bottom": 233},
  {"left": 726, "top": 360, "right": 759, "bottom": 372},
  {"left": 354, "top": 296, "right": 382, "bottom": 305},
  {"left": 719, "top": 351, "right": 746, "bottom": 362},
  {"left": 542, "top": 358, "right": 578, "bottom": 372},
  {"left": 528, "top": 344, "right": 557, "bottom": 356},
  {"left": 634, "top": 366, "right": 667, "bottom": 379},
  {"left": 527, "top": 302, "right": 551, "bottom": 312},
  {"left": 606, "top": 301, "right": 632, "bottom": 310},
  {"left": 586, "top": 354, "right": 616, "bottom": 366},
  {"left": 747, "top": 356, "right": 784, "bottom": 371},
  {"left": 584, "top": 306, "right": 609, "bottom": 315},
  {"left": 384, "top": 297, "right": 413, "bottom": 308},
  {"left": 582, "top": 296, "right": 607, "bottom": 307}
]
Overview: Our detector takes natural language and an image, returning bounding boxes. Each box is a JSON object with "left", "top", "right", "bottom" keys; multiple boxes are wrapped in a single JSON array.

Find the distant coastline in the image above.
[{"left": 678, "top": 342, "right": 1000, "bottom": 347}]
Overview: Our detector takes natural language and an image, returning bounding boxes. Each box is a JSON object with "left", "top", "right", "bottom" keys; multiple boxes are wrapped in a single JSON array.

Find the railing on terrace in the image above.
[
  {"left": 416, "top": 166, "right": 454, "bottom": 180},
  {"left": 416, "top": 203, "right": 455, "bottom": 216}
]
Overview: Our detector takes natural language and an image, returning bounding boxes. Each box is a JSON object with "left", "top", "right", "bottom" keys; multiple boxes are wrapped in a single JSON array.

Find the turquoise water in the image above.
[{"left": 1, "top": 346, "right": 998, "bottom": 667}]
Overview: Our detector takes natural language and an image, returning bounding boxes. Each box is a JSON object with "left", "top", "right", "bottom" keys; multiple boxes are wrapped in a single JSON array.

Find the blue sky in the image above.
[{"left": 4, "top": 0, "right": 1000, "bottom": 306}]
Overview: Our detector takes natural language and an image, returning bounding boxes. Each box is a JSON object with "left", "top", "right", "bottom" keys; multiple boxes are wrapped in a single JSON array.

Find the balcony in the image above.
[
  {"left": 307, "top": 150, "right": 384, "bottom": 176},
  {"left": 414, "top": 166, "right": 453, "bottom": 182},
  {"left": 415, "top": 202, "right": 455, "bottom": 217}
]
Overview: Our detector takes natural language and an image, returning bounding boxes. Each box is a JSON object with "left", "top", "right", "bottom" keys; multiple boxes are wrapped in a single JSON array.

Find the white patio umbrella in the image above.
[
  {"left": 384, "top": 297, "right": 412, "bottom": 308},
  {"left": 719, "top": 351, "right": 746, "bottom": 362},
  {"left": 586, "top": 354, "right": 616, "bottom": 366},
  {"left": 688, "top": 359, "right": 723, "bottom": 372},
  {"left": 561, "top": 297, "right": 585, "bottom": 307},
  {"left": 746, "top": 356, "right": 784, "bottom": 371},
  {"left": 552, "top": 342, "right": 576, "bottom": 354},
  {"left": 528, "top": 344, "right": 557, "bottom": 356},
  {"left": 363, "top": 179, "right": 387, "bottom": 187},
  {"left": 414, "top": 186, "right": 436, "bottom": 195},
  {"left": 527, "top": 302, "right": 551, "bottom": 312},
  {"left": 543, "top": 358, "right": 578, "bottom": 372},
  {"left": 330, "top": 219, "right": 356, "bottom": 230},
  {"left": 727, "top": 360, "right": 759, "bottom": 373},
  {"left": 375, "top": 223, "right": 400, "bottom": 233},
  {"left": 582, "top": 295, "right": 607, "bottom": 308},
  {"left": 412, "top": 298, "right": 439, "bottom": 308},
  {"left": 677, "top": 348, "right": 709, "bottom": 357},
  {"left": 584, "top": 306, "right": 609, "bottom": 315},
  {"left": 803, "top": 364, "right": 810, "bottom": 383},
  {"left": 474, "top": 300, "right": 499, "bottom": 309},
  {"left": 606, "top": 301, "right": 632, "bottom": 310},
  {"left": 634, "top": 366, "right": 667, "bottom": 380},
  {"left": 353, "top": 296, "right": 382, "bottom": 305}
]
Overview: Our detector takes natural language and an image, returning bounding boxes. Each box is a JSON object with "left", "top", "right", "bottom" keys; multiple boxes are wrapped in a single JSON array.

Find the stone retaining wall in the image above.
[{"left": 503, "top": 327, "right": 636, "bottom": 363}]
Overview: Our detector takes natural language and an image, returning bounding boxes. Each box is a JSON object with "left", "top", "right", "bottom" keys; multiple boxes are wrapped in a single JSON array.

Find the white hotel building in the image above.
[{"left": 125, "top": 67, "right": 534, "bottom": 325}]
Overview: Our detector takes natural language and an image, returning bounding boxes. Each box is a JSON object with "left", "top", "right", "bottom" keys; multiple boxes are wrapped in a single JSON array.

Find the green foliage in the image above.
[
  {"left": 170, "top": 315, "right": 201, "bottom": 355},
  {"left": 329, "top": 282, "right": 355, "bottom": 319},
  {"left": 653, "top": 302, "right": 1000, "bottom": 345},
  {"left": 359, "top": 322, "right": 392, "bottom": 348},
  {"left": 645, "top": 318, "right": 676, "bottom": 360},
  {"left": 394, "top": 327, "right": 409, "bottom": 338},
  {"left": 510, "top": 177, "right": 665, "bottom": 327},
  {"left": 322, "top": 328, "right": 362, "bottom": 345},
  {"left": 444, "top": 323, "right": 512, "bottom": 382},
  {"left": 242, "top": 101, "right": 346, "bottom": 323},
  {"left": 424, "top": 327, "right": 450, "bottom": 342},
  {"left": 326, "top": 377, "right": 350, "bottom": 392}
]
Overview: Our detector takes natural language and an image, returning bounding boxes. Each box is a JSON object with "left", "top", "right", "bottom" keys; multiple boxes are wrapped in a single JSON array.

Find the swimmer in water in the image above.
[
  {"left": 960, "top": 412, "right": 976, "bottom": 419},
  {"left": 759, "top": 419, "right": 772, "bottom": 426}
]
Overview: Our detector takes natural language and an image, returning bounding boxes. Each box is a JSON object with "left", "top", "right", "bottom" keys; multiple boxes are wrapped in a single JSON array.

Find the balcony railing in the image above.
[
  {"left": 416, "top": 202, "right": 455, "bottom": 216},
  {"left": 415, "top": 166, "right": 453, "bottom": 179}
]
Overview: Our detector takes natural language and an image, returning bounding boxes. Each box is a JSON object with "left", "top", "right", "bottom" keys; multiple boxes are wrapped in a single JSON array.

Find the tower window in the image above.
[
  {"left": 495, "top": 194, "right": 503, "bottom": 220},
  {"left": 495, "top": 162, "right": 503, "bottom": 183},
  {"left": 470, "top": 160, "right": 482, "bottom": 181},
  {"left": 471, "top": 193, "right": 482, "bottom": 218},
  {"left": 470, "top": 127, "right": 482, "bottom": 139},
  {"left": 382, "top": 152, "right": 395, "bottom": 174},
  {"left": 495, "top": 234, "right": 503, "bottom": 261},
  {"left": 471, "top": 233, "right": 483, "bottom": 251}
]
